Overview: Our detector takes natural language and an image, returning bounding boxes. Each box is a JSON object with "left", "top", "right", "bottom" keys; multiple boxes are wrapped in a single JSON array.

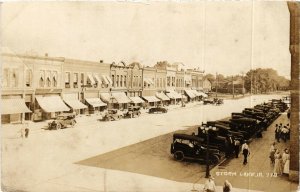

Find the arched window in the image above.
[
  {"left": 39, "top": 71, "right": 45, "bottom": 87},
  {"left": 25, "top": 69, "right": 32, "bottom": 87},
  {"left": 52, "top": 71, "right": 58, "bottom": 87}
]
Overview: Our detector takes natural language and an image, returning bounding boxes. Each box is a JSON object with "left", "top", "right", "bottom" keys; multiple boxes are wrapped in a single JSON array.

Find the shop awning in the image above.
[
  {"left": 144, "top": 78, "right": 154, "bottom": 85},
  {"left": 130, "top": 97, "right": 145, "bottom": 104},
  {"left": 1, "top": 98, "right": 32, "bottom": 115},
  {"left": 166, "top": 91, "right": 182, "bottom": 99},
  {"left": 93, "top": 74, "right": 102, "bottom": 85},
  {"left": 198, "top": 91, "right": 208, "bottom": 98},
  {"left": 87, "top": 74, "right": 96, "bottom": 85},
  {"left": 36, "top": 96, "right": 70, "bottom": 113},
  {"left": 184, "top": 90, "right": 196, "bottom": 99},
  {"left": 155, "top": 92, "right": 170, "bottom": 101},
  {"left": 111, "top": 92, "right": 132, "bottom": 103},
  {"left": 106, "top": 76, "right": 113, "bottom": 85},
  {"left": 101, "top": 75, "right": 110, "bottom": 85},
  {"left": 142, "top": 96, "right": 161, "bottom": 103},
  {"left": 85, "top": 98, "right": 107, "bottom": 107},
  {"left": 191, "top": 90, "right": 201, "bottom": 97},
  {"left": 100, "top": 93, "right": 111, "bottom": 103},
  {"left": 64, "top": 98, "right": 87, "bottom": 109}
]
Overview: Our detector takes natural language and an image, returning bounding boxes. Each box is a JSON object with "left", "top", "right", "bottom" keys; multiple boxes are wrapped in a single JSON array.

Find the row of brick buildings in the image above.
[{"left": 1, "top": 53, "right": 211, "bottom": 124}]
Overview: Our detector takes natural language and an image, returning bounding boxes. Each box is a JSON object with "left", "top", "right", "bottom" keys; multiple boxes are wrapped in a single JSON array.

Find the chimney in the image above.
[
  {"left": 45, "top": 53, "right": 48, "bottom": 57},
  {"left": 100, "top": 60, "right": 103, "bottom": 63}
]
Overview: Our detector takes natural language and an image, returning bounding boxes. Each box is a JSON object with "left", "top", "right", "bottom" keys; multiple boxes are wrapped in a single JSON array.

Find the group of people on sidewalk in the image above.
[
  {"left": 269, "top": 142, "right": 290, "bottom": 176},
  {"left": 203, "top": 175, "right": 233, "bottom": 192},
  {"left": 274, "top": 123, "right": 290, "bottom": 143}
]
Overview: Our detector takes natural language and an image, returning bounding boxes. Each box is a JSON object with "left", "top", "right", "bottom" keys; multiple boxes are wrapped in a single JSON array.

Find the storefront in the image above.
[
  {"left": 35, "top": 95, "right": 70, "bottom": 121},
  {"left": 85, "top": 98, "right": 107, "bottom": 114},
  {"left": 129, "top": 96, "right": 145, "bottom": 107},
  {"left": 166, "top": 90, "right": 182, "bottom": 105},
  {"left": 111, "top": 92, "right": 132, "bottom": 110},
  {"left": 141, "top": 96, "right": 161, "bottom": 108},
  {"left": 155, "top": 92, "right": 170, "bottom": 106},
  {"left": 63, "top": 93, "right": 87, "bottom": 115},
  {"left": 1, "top": 98, "right": 32, "bottom": 124},
  {"left": 184, "top": 90, "right": 196, "bottom": 102}
]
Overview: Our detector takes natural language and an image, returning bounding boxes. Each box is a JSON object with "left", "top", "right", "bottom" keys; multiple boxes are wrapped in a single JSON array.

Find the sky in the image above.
[{"left": 1, "top": 1, "right": 291, "bottom": 78}]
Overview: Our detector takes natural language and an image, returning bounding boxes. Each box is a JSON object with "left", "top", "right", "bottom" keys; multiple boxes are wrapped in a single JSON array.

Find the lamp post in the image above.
[{"left": 201, "top": 125, "right": 216, "bottom": 178}]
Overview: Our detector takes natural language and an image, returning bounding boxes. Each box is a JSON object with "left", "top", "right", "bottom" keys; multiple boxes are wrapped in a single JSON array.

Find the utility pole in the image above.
[
  {"left": 241, "top": 72, "right": 245, "bottom": 96},
  {"left": 215, "top": 72, "right": 218, "bottom": 98},
  {"left": 232, "top": 76, "right": 234, "bottom": 98}
]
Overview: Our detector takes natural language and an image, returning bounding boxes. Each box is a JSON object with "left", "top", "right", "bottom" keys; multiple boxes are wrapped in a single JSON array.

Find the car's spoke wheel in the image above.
[
  {"left": 209, "top": 154, "right": 220, "bottom": 165},
  {"left": 174, "top": 151, "right": 184, "bottom": 161},
  {"left": 56, "top": 123, "right": 62, "bottom": 130}
]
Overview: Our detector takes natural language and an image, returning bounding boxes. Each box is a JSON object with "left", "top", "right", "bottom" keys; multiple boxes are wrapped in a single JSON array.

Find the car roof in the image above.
[{"left": 173, "top": 133, "right": 204, "bottom": 142}]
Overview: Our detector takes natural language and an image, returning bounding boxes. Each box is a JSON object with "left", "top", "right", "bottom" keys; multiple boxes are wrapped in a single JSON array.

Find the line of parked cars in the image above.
[{"left": 170, "top": 98, "right": 288, "bottom": 164}]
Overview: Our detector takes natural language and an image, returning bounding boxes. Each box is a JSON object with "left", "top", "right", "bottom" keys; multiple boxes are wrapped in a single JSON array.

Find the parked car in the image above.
[
  {"left": 149, "top": 106, "right": 168, "bottom": 114},
  {"left": 170, "top": 133, "right": 221, "bottom": 164},
  {"left": 124, "top": 106, "right": 141, "bottom": 118},
  {"left": 203, "top": 98, "right": 215, "bottom": 105},
  {"left": 103, "top": 109, "right": 123, "bottom": 121},
  {"left": 48, "top": 113, "right": 76, "bottom": 130}
]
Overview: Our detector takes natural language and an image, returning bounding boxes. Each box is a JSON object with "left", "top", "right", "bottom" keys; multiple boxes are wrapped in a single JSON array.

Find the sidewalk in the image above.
[{"left": 193, "top": 113, "right": 298, "bottom": 192}]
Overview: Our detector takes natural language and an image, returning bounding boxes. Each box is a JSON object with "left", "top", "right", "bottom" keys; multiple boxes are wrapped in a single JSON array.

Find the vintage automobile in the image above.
[
  {"left": 48, "top": 113, "right": 77, "bottom": 130},
  {"left": 203, "top": 98, "right": 215, "bottom": 105},
  {"left": 102, "top": 109, "right": 123, "bottom": 121},
  {"left": 149, "top": 106, "right": 168, "bottom": 114},
  {"left": 170, "top": 133, "right": 221, "bottom": 164},
  {"left": 123, "top": 106, "right": 141, "bottom": 118}
]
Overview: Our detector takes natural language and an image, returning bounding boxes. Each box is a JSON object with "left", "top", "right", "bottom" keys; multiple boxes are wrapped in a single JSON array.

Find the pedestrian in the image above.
[
  {"left": 269, "top": 142, "right": 276, "bottom": 165},
  {"left": 274, "top": 150, "right": 283, "bottom": 176},
  {"left": 241, "top": 141, "right": 250, "bottom": 165},
  {"left": 25, "top": 127, "right": 30, "bottom": 138},
  {"left": 233, "top": 139, "right": 240, "bottom": 158},
  {"left": 282, "top": 148, "right": 290, "bottom": 175},
  {"left": 19, "top": 126, "right": 26, "bottom": 139},
  {"left": 223, "top": 180, "right": 233, "bottom": 192},
  {"left": 281, "top": 126, "right": 288, "bottom": 142},
  {"left": 275, "top": 124, "right": 281, "bottom": 143},
  {"left": 203, "top": 175, "right": 216, "bottom": 192}
]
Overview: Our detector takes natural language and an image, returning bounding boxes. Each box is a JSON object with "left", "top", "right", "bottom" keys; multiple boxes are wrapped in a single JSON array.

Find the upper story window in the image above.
[
  {"left": 11, "top": 69, "right": 18, "bottom": 87},
  {"left": 46, "top": 71, "right": 51, "bottom": 87},
  {"left": 65, "top": 72, "right": 70, "bottom": 88},
  {"left": 39, "top": 70, "right": 45, "bottom": 88},
  {"left": 74, "top": 73, "right": 78, "bottom": 88},
  {"left": 167, "top": 77, "right": 171, "bottom": 86},
  {"left": 80, "top": 73, "right": 84, "bottom": 86},
  {"left": 120, "top": 75, "right": 123, "bottom": 87},
  {"left": 139, "top": 76, "right": 142, "bottom": 87},
  {"left": 2, "top": 68, "right": 9, "bottom": 87},
  {"left": 112, "top": 75, "right": 115, "bottom": 87},
  {"left": 124, "top": 76, "right": 127, "bottom": 87},
  {"left": 53, "top": 71, "right": 58, "bottom": 87},
  {"left": 25, "top": 69, "right": 32, "bottom": 87},
  {"left": 116, "top": 75, "right": 119, "bottom": 87}
]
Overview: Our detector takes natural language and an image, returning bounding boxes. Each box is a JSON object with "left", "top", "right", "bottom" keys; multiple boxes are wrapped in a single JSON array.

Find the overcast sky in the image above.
[{"left": 1, "top": 1, "right": 291, "bottom": 78}]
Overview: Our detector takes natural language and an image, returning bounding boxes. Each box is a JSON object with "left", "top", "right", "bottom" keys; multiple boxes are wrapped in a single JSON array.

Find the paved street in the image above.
[{"left": 1, "top": 94, "right": 293, "bottom": 192}]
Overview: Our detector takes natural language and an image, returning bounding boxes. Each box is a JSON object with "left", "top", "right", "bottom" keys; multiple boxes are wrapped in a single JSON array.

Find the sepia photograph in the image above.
[{"left": 1, "top": 1, "right": 299, "bottom": 192}]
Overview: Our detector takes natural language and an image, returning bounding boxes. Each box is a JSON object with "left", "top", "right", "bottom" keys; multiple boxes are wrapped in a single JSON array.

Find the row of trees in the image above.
[{"left": 204, "top": 68, "right": 290, "bottom": 94}]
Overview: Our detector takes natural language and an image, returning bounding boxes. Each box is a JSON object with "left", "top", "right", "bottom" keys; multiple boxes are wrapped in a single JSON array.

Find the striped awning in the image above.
[
  {"left": 87, "top": 73, "right": 96, "bottom": 85},
  {"left": 64, "top": 98, "right": 87, "bottom": 109},
  {"left": 130, "top": 97, "right": 145, "bottom": 104},
  {"left": 36, "top": 96, "right": 70, "bottom": 113},
  {"left": 166, "top": 91, "right": 182, "bottom": 99},
  {"left": 142, "top": 96, "right": 161, "bottom": 103},
  {"left": 1, "top": 98, "right": 32, "bottom": 114},
  {"left": 111, "top": 92, "right": 132, "bottom": 103},
  {"left": 85, "top": 98, "right": 107, "bottom": 107},
  {"left": 184, "top": 90, "right": 196, "bottom": 99},
  {"left": 100, "top": 93, "right": 111, "bottom": 103},
  {"left": 155, "top": 92, "right": 170, "bottom": 101}
]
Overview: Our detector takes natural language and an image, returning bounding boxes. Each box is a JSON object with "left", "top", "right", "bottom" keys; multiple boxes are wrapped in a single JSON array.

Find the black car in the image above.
[
  {"left": 170, "top": 133, "right": 221, "bottom": 164},
  {"left": 149, "top": 106, "right": 168, "bottom": 113}
]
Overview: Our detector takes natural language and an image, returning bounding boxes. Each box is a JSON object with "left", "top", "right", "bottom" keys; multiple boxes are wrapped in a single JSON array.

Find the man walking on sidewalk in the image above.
[
  {"left": 241, "top": 141, "right": 250, "bottom": 165},
  {"left": 234, "top": 139, "right": 240, "bottom": 158}
]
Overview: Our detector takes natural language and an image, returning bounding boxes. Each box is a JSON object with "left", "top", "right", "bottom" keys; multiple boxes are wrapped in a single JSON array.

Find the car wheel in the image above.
[
  {"left": 174, "top": 151, "right": 184, "bottom": 161},
  {"left": 209, "top": 154, "right": 220, "bottom": 165},
  {"left": 56, "top": 123, "right": 62, "bottom": 130}
]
